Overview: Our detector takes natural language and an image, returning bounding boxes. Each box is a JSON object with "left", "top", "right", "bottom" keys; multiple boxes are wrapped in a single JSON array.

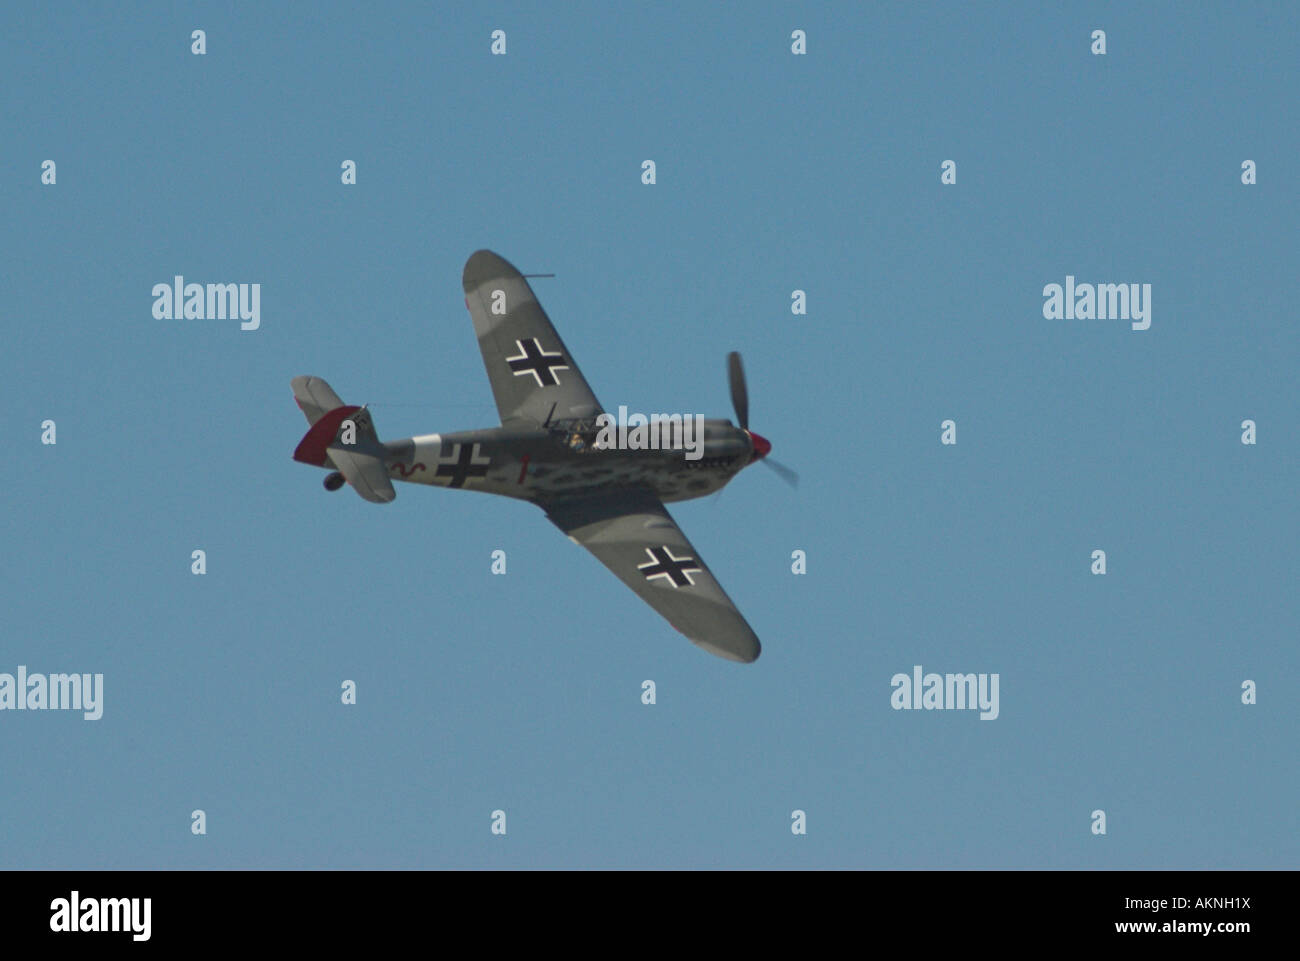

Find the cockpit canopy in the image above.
[{"left": 548, "top": 414, "right": 748, "bottom": 458}]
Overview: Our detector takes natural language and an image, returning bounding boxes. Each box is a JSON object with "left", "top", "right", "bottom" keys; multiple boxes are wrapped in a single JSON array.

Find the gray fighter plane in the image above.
[{"left": 291, "top": 250, "right": 793, "bottom": 663}]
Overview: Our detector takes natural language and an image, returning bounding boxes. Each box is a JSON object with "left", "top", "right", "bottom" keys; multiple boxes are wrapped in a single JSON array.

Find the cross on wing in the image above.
[
  {"left": 637, "top": 546, "right": 703, "bottom": 588},
  {"left": 462, "top": 250, "right": 602, "bottom": 428},
  {"left": 505, "top": 338, "right": 569, "bottom": 388},
  {"left": 542, "top": 491, "right": 761, "bottom": 663}
]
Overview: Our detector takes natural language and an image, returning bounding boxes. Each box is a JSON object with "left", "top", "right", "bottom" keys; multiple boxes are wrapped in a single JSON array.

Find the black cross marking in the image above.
[
  {"left": 637, "top": 546, "right": 703, "bottom": 588},
  {"left": 505, "top": 338, "right": 568, "bottom": 388},
  {"left": 435, "top": 443, "right": 490, "bottom": 488}
]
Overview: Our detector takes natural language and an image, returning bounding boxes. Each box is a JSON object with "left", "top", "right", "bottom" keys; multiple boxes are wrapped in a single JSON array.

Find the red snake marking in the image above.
[{"left": 390, "top": 462, "right": 427, "bottom": 478}]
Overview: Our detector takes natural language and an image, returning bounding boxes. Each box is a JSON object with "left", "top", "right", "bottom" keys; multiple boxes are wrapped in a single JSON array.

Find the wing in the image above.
[
  {"left": 543, "top": 491, "right": 761, "bottom": 663},
  {"left": 462, "top": 250, "right": 603, "bottom": 428}
]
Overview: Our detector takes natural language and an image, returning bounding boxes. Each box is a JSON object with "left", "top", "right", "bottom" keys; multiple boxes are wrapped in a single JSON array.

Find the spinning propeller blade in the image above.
[
  {"left": 727, "top": 351, "right": 749, "bottom": 431},
  {"left": 762, "top": 458, "right": 799, "bottom": 488},
  {"left": 726, "top": 351, "right": 795, "bottom": 486}
]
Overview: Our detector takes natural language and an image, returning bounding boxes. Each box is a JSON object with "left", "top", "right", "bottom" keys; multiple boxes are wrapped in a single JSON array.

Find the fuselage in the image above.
[{"left": 368, "top": 418, "right": 759, "bottom": 504}]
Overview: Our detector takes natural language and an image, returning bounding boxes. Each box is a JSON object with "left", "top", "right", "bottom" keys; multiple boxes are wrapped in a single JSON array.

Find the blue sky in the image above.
[{"left": 2, "top": 1, "right": 1296, "bottom": 868}]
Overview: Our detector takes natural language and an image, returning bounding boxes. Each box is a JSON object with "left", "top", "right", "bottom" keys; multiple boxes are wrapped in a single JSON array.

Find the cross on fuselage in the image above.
[
  {"left": 435, "top": 443, "right": 489, "bottom": 488},
  {"left": 506, "top": 338, "right": 568, "bottom": 387},
  {"left": 637, "top": 546, "right": 702, "bottom": 588}
]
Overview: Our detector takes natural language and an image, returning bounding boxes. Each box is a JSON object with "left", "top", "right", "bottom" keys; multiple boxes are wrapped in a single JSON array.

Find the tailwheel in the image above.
[{"left": 323, "top": 471, "right": 345, "bottom": 492}]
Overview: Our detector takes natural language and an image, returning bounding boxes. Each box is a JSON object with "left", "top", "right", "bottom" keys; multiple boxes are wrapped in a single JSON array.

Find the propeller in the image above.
[
  {"left": 763, "top": 457, "right": 800, "bottom": 488},
  {"left": 726, "top": 351, "right": 749, "bottom": 430},
  {"left": 726, "top": 351, "right": 799, "bottom": 488}
]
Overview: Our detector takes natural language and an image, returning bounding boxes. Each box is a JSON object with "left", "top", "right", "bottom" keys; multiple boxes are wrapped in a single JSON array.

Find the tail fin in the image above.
[
  {"left": 291, "top": 375, "right": 345, "bottom": 426},
  {"left": 290, "top": 378, "right": 395, "bottom": 504}
]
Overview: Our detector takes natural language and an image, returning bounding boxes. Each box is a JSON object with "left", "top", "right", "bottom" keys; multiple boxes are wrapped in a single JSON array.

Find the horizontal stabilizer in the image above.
[{"left": 329, "top": 446, "right": 396, "bottom": 503}]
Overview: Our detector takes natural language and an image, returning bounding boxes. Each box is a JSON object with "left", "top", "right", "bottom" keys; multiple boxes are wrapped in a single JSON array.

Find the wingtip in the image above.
[
  {"left": 462, "top": 249, "right": 521, "bottom": 292},
  {"left": 692, "top": 635, "right": 762, "bottom": 664}
]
